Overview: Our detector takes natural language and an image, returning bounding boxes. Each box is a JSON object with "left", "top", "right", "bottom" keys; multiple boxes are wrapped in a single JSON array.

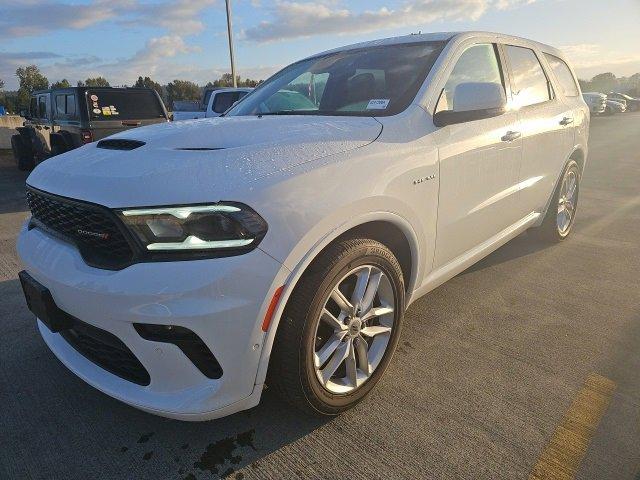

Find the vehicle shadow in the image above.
[
  {"left": 0, "top": 277, "right": 332, "bottom": 480},
  {"left": 458, "top": 230, "right": 552, "bottom": 276},
  {"left": 0, "top": 150, "right": 29, "bottom": 214}
]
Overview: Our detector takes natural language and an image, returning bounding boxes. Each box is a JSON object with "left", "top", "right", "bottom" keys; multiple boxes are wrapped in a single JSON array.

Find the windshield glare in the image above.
[{"left": 227, "top": 41, "right": 445, "bottom": 117}]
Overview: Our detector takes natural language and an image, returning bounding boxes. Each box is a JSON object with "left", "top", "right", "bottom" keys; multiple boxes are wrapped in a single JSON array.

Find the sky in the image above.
[{"left": 1, "top": 0, "right": 639, "bottom": 90}]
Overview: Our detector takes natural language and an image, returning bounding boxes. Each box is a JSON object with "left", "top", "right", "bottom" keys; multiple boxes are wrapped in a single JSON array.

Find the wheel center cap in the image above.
[{"left": 347, "top": 317, "right": 362, "bottom": 336}]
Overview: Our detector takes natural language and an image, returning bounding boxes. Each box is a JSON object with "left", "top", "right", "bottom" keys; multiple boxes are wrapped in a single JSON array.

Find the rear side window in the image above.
[
  {"left": 55, "top": 95, "right": 66, "bottom": 116},
  {"left": 55, "top": 94, "right": 76, "bottom": 117},
  {"left": 544, "top": 54, "right": 579, "bottom": 97},
  {"left": 38, "top": 95, "right": 49, "bottom": 119},
  {"left": 505, "top": 45, "right": 552, "bottom": 108},
  {"left": 212, "top": 91, "right": 244, "bottom": 114},
  {"left": 435, "top": 44, "right": 503, "bottom": 113},
  {"left": 87, "top": 89, "right": 165, "bottom": 120},
  {"left": 66, "top": 95, "right": 76, "bottom": 116}
]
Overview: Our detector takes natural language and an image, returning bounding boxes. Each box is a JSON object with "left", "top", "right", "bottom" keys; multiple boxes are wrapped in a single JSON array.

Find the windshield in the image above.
[
  {"left": 227, "top": 41, "right": 446, "bottom": 117},
  {"left": 86, "top": 89, "right": 165, "bottom": 120}
]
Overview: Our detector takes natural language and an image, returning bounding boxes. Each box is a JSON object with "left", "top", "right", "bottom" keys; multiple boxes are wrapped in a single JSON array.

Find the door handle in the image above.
[
  {"left": 559, "top": 117, "right": 574, "bottom": 126},
  {"left": 501, "top": 131, "right": 521, "bottom": 142},
  {"left": 43, "top": 126, "right": 50, "bottom": 130}
]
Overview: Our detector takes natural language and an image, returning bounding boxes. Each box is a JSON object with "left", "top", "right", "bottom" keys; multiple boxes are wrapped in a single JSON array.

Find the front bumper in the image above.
[{"left": 18, "top": 222, "right": 289, "bottom": 420}]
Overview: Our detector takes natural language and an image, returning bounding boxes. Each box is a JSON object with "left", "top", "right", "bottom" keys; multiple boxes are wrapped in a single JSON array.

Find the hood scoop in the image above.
[{"left": 97, "top": 139, "right": 145, "bottom": 151}]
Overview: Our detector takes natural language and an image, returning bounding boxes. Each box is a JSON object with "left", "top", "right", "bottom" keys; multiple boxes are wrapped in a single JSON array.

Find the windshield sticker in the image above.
[
  {"left": 90, "top": 94, "right": 99, "bottom": 102},
  {"left": 93, "top": 108, "right": 101, "bottom": 114},
  {"left": 366, "top": 99, "right": 390, "bottom": 110}
]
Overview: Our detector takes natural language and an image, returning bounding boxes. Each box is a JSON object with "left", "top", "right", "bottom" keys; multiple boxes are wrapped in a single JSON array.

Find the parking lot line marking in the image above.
[{"left": 528, "top": 373, "right": 616, "bottom": 480}]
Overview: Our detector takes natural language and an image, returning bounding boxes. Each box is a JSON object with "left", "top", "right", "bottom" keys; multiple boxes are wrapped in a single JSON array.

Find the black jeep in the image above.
[{"left": 11, "top": 87, "right": 168, "bottom": 170}]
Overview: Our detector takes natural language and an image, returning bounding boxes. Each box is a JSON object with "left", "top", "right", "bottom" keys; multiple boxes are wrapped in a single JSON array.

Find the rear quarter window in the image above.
[
  {"left": 87, "top": 89, "right": 165, "bottom": 120},
  {"left": 544, "top": 53, "right": 579, "bottom": 97}
]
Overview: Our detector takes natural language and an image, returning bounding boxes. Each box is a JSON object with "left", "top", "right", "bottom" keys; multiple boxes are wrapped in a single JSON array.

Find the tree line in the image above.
[
  {"left": 578, "top": 72, "right": 640, "bottom": 96},
  {"left": 3, "top": 64, "right": 640, "bottom": 115},
  {"left": 0, "top": 65, "right": 262, "bottom": 114}
]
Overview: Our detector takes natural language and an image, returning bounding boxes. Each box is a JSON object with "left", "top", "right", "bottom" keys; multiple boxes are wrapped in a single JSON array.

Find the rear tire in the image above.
[
  {"left": 11, "top": 135, "right": 34, "bottom": 171},
  {"left": 268, "top": 238, "right": 405, "bottom": 415},
  {"left": 530, "top": 160, "right": 580, "bottom": 243}
]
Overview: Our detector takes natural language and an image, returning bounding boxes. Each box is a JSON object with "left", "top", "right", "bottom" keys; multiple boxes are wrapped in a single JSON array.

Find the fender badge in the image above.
[{"left": 413, "top": 174, "right": 436, "bottom": 185}]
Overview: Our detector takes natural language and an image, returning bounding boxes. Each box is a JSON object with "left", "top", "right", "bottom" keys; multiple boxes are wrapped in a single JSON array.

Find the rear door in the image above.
[
  {"left": 86, "top": 89, "right": 168, "bottom": 140},
  {"left": 543, "top": 52, "right": 585, "bottom": 154},
  {"left": 433, "top": 42, "right": 523, "bottom": 268},
  {"left": 502, "top": 44, "right": 572, "bottom": 219}
]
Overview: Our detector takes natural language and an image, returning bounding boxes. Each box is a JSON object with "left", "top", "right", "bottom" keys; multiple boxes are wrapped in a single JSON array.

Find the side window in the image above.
[
  {"left": 66, "top": 95, "right": 76, "bottom": 117},
  {"left": 212, "top": 92, "right": 240, "bottom": 114},
  {"left": 55, "top": 95, "right": 66, "bottom": 116},
  {"left": 505, "top": 45, "right": 552, "bottom": 107},
  {"left": 38, "top": 96, "right": 48, "bottom": 119},
  {"left": 544, "top": 53, "right": 579, "bottom": 97},
  {"left": 435, "top": 44, "right": 503, "bottom": 113},
  {"left": 30, "top": 97, "right": 37, "bottom": 117}
]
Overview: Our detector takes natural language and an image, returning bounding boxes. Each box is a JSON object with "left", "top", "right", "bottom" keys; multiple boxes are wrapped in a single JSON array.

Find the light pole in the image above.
[{"left": 225, "top": 0, "right": 238, "bottom": 88}]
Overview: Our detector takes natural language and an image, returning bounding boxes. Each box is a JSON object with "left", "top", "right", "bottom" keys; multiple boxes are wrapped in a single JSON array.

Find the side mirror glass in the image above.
[{"left": 434, "top": 82, "right": 507, "bottom": 127}]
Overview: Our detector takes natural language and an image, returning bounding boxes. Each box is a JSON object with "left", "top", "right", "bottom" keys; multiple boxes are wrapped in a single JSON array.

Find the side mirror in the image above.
[{"left": 434, "top": 82, "right": 507, "bottom": 127}]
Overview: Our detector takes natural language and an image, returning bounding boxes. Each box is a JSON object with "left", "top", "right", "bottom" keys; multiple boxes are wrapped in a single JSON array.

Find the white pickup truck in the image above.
[{"left": 172, "top": 87, "right": 252, "bottom": 121}]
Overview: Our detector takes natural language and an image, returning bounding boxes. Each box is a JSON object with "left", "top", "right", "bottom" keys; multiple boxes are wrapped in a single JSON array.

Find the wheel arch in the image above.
[
  {"left": 535, "top": 146, "right": 586, "bottom": 227},
  {"left": 253, "top": 211, "right": 422, "bottom": 387}
]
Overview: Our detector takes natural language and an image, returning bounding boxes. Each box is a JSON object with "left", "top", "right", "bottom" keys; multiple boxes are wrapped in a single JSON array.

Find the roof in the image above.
[
  {"left": 306, "top": 31, "right": 564, "bottom": 60},
  {"left": 32, "top": 86, "right": 157, "bottom": 95}
]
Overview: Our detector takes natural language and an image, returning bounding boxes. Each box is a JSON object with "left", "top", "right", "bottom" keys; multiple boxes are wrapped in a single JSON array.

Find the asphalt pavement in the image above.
[{"left": 1, "top": 113, "right": 639, "bottom": 480}]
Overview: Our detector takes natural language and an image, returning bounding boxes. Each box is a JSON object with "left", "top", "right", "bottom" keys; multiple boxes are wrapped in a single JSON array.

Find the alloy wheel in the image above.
[
  {"left": 557, "top": 166, "right": 579, "bottom": 235},
  {"left": 312, "top": 265, "right": 396, "bottom": 394}
]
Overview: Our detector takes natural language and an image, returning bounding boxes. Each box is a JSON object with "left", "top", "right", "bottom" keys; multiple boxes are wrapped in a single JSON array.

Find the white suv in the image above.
[{"left": 18, "top": 31, "right": 589, "bottom": 420}]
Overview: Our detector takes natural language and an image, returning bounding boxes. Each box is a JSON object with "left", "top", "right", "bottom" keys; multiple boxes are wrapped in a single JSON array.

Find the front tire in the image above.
[
  {"left": 268, "top": 238, "right": 405, "bottom": 415},
  {"left": 530, "top": 160, "right": 580, "bottom": 243}
]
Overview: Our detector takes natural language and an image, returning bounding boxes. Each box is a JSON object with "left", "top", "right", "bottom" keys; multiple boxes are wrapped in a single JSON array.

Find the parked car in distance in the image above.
[
  {"left": 582, "top": 92, "right": 607, "bottom": 115},
  {"left": 172, "top": 87, "right": 252, "bottom": 121},
  {"left": 11, "top": 87, "right": 168, "bottom": 170},
  {"left": 605, "top": 98, "right": 626, "bottom": 114},
  {"left": 607, "top": 92, "right": 640, "bottom": 112},
  {"left": 18, "top": 31, "right": 589, "bottom": 420}
]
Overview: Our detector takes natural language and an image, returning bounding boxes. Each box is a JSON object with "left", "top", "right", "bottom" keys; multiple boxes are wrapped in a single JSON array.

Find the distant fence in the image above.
[{"left": 0, "top": 116, "right": 24, "bottom": 149}]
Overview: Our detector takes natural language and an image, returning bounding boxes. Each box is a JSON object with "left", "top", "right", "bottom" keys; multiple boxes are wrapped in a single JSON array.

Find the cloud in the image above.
[
  {"left": 242, "top": 0, "right": 493, "bottom": 42},
  {"left": 560, "top": 44, "right": 640, "bottom": 78},
  {"left": 0, "top": 0, "right": 132, "bottom": 38},
  {"left": 0, "top": 0, "right": 217, "bottom": 88},
  {"left": 0, "top": 0, "right": 216, "bottom": 38},
  {"left": 241, "top": 0, "right": 541, "bottom": 43},
  {"left": 494, "top": 0, "right": 536, "bottom": 10}
]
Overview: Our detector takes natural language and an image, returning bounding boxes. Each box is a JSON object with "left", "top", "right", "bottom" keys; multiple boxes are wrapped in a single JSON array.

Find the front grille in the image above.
[
  {"left": 26, "top": 188, "right": 134, "bottom": 270},
  {"left": 60, "top": 319, "right": 150, "bottom": 386}
]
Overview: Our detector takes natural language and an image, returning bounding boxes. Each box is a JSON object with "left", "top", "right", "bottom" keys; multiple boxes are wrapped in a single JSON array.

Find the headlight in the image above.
[{"left": 118, "top": 203, "right": 267, "bottom": 255}]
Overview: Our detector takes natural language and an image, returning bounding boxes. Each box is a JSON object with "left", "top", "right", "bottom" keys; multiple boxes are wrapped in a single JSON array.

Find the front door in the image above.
[{"left": 432, "top": 43, "right": 523, "bottom": 269}]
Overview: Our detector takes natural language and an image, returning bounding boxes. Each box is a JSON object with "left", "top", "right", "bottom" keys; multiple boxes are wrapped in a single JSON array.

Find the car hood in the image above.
[{"left": 27, "top": 115, "right": 382, "bottom": 207}]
